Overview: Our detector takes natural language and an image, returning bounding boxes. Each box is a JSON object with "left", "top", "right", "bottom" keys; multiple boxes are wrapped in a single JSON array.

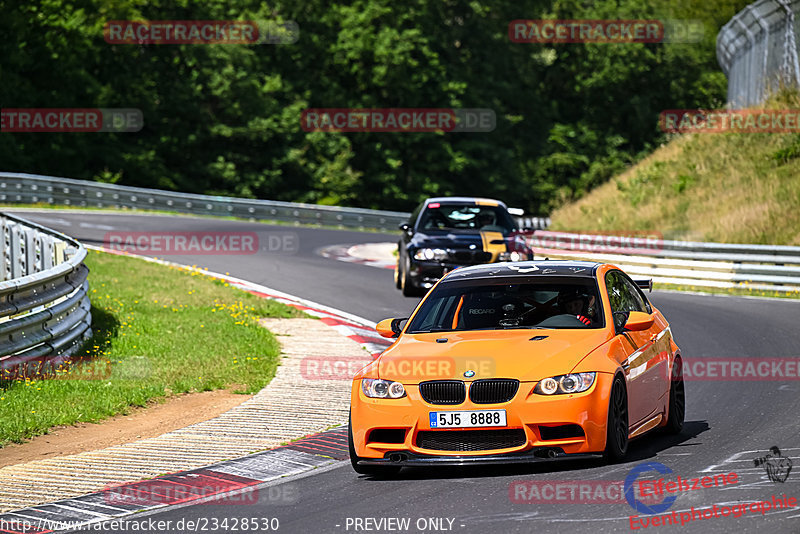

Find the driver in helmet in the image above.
[
  {"left": 476, "top": 211, "right": 495, "bottom": 228},
  {"left": 557, "top": 288, "right": 596, "bottom": 326}
]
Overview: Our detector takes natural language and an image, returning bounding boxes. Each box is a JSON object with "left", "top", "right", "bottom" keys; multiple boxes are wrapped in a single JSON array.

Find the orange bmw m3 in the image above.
[{"left": 348, "top": 261, "right": 684, "bottom": 475}]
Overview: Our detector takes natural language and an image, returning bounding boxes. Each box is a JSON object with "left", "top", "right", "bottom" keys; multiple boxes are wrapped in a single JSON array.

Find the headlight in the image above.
[
  {"left": 413, "top": 248, "right": 447, "bottom": 261},
  {"left": 362, "top": 379, "right": 406, "bottom": 398},
  {"left": 534, "top": 372, "right": 596, "bottom": 395},
  {"left": 499, "top": 251, "right": 523, "bottom": 262},
  {"left": 538, "top": 377, "right": 558, "bottom": 394}
]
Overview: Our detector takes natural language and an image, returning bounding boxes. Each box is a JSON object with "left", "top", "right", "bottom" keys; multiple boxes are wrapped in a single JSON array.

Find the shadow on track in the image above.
[{"left": 354, "top": 420, "right": 710, "bottom": 481}]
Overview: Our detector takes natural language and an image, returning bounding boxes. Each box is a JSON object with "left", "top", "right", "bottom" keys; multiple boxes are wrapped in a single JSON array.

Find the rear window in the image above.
[{"left": 406, "top": 277, "right": 604, "bottom": 333}]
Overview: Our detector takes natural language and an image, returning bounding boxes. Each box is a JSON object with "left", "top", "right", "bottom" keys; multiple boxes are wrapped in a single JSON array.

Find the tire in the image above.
[
  {"left": 400, "top": 255, "right": 422, "bottom": 297},
  {"left": 664, "top": 358, "right": 685, "bottom": 434},
  {"left": 348, "top": 414, "right": 402, "bottom": 477},
  {"left": 394, "top": 244, "right": 403, "bottom": 289},
  {"left": 604, "top": 376, "right": 629, "bottom": 463}
]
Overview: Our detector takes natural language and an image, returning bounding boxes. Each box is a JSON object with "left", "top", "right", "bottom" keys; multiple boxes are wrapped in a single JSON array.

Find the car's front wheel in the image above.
[
  {"left": 604, "top": 375, "right": 629, "bottom": 463},
  {"left": 664, "top": 357, "right": 685, "bottom": 434},
  {"left": 348, "top": 414, "right": 402, "bottom": 477},
  {"left": 400, "top": 255, "right": 422, "bottom": 297},
  {"left": 394, "top": 244, "right": 403, "bottom": 289}
]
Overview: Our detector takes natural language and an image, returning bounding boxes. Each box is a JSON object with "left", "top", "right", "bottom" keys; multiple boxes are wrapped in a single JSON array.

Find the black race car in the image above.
[{"left": 395, "top": 197, "right": 533, "bottom": 296}]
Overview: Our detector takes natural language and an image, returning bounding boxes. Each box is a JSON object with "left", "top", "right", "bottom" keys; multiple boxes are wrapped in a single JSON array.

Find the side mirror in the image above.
[
  {"left": 612, "top": 311, "right": 629, "bottom": 336},
  {"left": 399, "top": 223, "right": 412, "bottom": 234},
  {"left": 624, "top": 311, "right": 655, "bottom": 331},
  {"left": 375, "top": 317, "right": 408, "bottom": 338}
]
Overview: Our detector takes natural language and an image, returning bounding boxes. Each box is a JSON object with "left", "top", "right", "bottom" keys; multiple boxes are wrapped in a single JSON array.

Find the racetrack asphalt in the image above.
[{"left": 8, "top": 209, "right": 800, "bottom": 534}]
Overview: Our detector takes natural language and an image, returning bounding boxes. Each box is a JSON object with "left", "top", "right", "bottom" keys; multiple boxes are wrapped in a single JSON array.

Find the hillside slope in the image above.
[{"left": 549, "top": 94, "right": 800, "bottom": 246}]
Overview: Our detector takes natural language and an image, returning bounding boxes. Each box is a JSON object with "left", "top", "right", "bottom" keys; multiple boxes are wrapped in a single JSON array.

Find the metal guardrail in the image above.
[
  {"left": 0, "top": 172, "right": 411, "bottom": 232},
  {"left": 0, "top": 173, "right": 792, "bottom": 293},
  {"left": 717, "top": 0, "right": 800, "bottom": 106},
  {"left": 517, "top": 217, "right": 551, "bottom": 230},
  {"left": 527, "top": 230, "right": 800, "bottom": 293},
  {"left": 0, "top": 172, "right": 551, "bottom": 232},
  {"left": 0, "top": 212, "right": 92, "bottom": 379}
]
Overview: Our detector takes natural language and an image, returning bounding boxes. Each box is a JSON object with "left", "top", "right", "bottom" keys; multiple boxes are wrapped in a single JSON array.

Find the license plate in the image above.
[{"left": 429, "top": 410, "right": 506, "bottom": 428}]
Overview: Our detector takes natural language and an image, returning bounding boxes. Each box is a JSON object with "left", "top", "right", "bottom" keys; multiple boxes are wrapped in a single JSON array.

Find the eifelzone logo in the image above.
[{"left": 754, "top": 446, "right": 793, "bottom": 483}]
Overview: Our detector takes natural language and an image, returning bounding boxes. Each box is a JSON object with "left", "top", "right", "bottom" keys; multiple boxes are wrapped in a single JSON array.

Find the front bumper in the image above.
[
  {"left": 408, "top": 253, "right": 532, "bottom": 288},
  {"left": 356, "top": 449, "right": 603, "bottom": 467},
  {"left": 407, "top": 259, "right": 465, "bottom": 288},
  {"left": 350, "top": 373, "right": 615, "bottom": 460}
]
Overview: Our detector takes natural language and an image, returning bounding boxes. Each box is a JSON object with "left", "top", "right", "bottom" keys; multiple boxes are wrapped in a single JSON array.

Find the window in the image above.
[
  {"left": 409, "top": 203, "right": 423, "bottom": 227},
  {"left": 605, "top": 271, "right": 646, "bottom": 314},
  {"left": 416, "top": 204, "right": 516, "bottom": 234},
  {"left": 406, "top": 277, "right": 604, "bottom": 333},
  {"left": 620, "top": 275, "right": 652, "bottom": 314}
]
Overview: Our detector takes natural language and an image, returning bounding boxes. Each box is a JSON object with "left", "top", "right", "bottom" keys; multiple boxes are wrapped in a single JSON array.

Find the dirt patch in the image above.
[{"left": 0, "top": 389, "right": 251, "bottom": 468}]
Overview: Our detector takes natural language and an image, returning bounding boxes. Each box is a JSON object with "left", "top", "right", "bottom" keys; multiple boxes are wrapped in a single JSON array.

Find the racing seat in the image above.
[
  {"left": 423, "top": 211, "right": 449, "bottom": 230},
  {"left": 458, "top": 294, "right": 501, "bottom": 330}
]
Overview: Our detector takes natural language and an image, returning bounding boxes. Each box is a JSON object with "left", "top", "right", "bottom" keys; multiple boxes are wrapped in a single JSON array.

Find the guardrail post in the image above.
[
  {"left": 10, "top": 225, "right": 23, "bottom": 279},
  {"left": 54, "top": 242, "right": 66, "bottom": 265},
  {"left": 25, "top": 228, "right": 38, "bottom": 275},
  {"left": 42, "top": 235, "right": 54, "bottom": 271},
  {"left": 0, "top": 219, "right": 7, "bottom": 283}
]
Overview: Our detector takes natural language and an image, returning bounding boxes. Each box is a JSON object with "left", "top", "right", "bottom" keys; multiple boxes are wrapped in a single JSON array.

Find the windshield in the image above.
[
  {"left": 417, "top": 204, "right": 516, "bottom": 234},
  {"left": 406, "top": 277, "right": 604, "bottom": 333}
]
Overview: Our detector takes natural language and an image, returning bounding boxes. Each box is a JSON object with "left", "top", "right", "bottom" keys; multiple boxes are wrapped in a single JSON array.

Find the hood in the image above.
[
  {"left": 411, "top": 231, "right": 487, "bottom": 249},
  {"left": 377, "top": 329, "right": 611, "bottom": 384}
]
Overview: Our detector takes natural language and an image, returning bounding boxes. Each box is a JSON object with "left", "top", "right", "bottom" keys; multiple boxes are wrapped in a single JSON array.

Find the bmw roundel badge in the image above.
[{"left": 464, "top": 370, "right": 476, "bottom": 378}]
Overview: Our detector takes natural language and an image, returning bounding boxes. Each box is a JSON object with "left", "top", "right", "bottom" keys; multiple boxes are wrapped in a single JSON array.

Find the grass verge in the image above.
[
  {"left": 550, "top": 91, "right": 800, "bottom": 246},
  {"left": 655, "top": 282, "right": 800, "bottom": 300},
  {"left": 0, "top": 250, "right": 306, "bottom": 447}
]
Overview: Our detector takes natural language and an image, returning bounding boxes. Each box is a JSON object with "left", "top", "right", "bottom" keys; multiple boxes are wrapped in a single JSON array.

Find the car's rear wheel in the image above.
[
  {"left": 664, "top": 357, "right": 685, "bottom": 434},
  {"left": 604, "top": 376, "right": 629, "bottom": 463},
  {"left": 348, "top": 414, "right": 402, "bottom": 477}
]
